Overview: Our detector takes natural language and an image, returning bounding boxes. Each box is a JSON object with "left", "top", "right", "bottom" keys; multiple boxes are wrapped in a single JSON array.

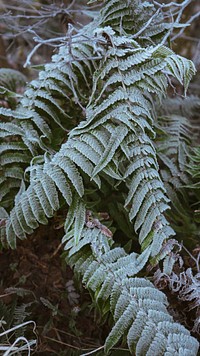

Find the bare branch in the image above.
[
  {"left": 132, "top": 9, "right": 161, "bottom": 39},
  {"left": 172, "top": 10, "right": 200, "bottom": 41}
]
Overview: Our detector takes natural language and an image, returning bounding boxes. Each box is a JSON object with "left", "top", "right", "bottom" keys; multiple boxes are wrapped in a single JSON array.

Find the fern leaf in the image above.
[
  {"left": 55, "top": 155, "right": 84, "bottom": 197},
  {"left": 165, "top": 55, "right": 196, "bottom": 95},
  {"left": 38, "top": 174, "right": 60, "bottom": 212},
  {"left": 65, "top": 146, "right": 101, "bottom": 188},
  {"left": 138, "top": 202, "right": 169, "bottom": 244},
  {"left": 33, "top": 182, "right": 54, "bottom": 218},
  {"left": 0, "top": 68, "right": 26, "bottom": 92},
  {"left": 92, "top": 125, "right": 128, "bottom": 177},
  {"left": 43, "top": 163, "right": 72, "bottom": 206},
  {"left": 134, "top": 190, "right": 168, "bottom": 232},
  {"left": 66, "top": 227, "right": 199, "bottom": 355},
  {"left": 105, "top": 301, "right": 137, "bottom": 353},
  {"left": 64, "top": 195, "right": 81, "bottom": 234},
  {"left": 74, "top": 200, "right": 86, "bottom": 245}
]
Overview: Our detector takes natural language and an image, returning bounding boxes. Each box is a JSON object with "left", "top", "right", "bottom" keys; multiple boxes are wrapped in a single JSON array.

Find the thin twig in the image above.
[
  {"left": 172, "top": 11, "right": 200, "bottom": 41},
  {"left": 153, "top": 0, "right": 193, "bottom": 9},
  {"left": 182, "top": 244, "right": 200, "bottom": 272},
  {"left": 50, "top": 242, "right": 63, "bottom": 258},
  {"left": 43, "top": 335, "right": 83, "bottom": 349},
  {"left": 0, "top": 321, "right": 36, "bottom": 338},
  {"left": 24, "top": 43, "right": 41, "bottom": 67},
  {"left": 80, "top": 346, "right": 104, "bottom": 356},
  {"left": 132, "top": 9, "right": 160, "bottom": 39},
  {"left": 181, "top": 35, "right": 200, "bottom": 43},
  {"left": 23, "top": 30, "right": 104, "bottom": 68}
]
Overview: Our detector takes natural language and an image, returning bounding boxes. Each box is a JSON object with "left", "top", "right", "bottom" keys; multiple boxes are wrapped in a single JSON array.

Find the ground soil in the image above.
[{"left": 0, "top": 222, "right": 109, "bottom": 355}]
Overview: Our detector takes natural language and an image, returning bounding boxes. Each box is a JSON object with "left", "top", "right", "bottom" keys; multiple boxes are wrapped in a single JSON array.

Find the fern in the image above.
[
  {"left": 0, "top": 68, "right": 27, "bottom": 112},
  {"left": 159, "top": 95, "right": 200, "bottom": 119},
  {"left": 156, "top": 108, "right": 192, "bottom": 210},
  {"left": 0, "top": 24, "right": 100, "bottom": 211},
  {"left": 0, "top": 298, "right": 35, "bottom": 350},
  {"left": 0, "top": 0, "right": 199, "bottom": 354},
  {"left": 99, "top": 0, "right": 169, "bottom": 43},
  {"left": 154, "top": 96, "right": 200, "bottom": 245},
  {"left": 154, "top": 264, "right": 200, "bottom": 335},
  {"left": 65, "top": 226, "right": 199, "bottom": 355},
  {"left": 70, "top": 29, "right": 195, "bottom": 260}
]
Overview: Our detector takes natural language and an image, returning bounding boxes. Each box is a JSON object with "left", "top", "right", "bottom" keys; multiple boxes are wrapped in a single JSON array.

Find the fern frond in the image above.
[
  {"left": 66, "top": 227, "right": 199, "bottom": 355},
  {"left": 165, "top": 54, "right": 196, "bottom": 95},
  {"left": 1, "top": 128, "right": 106, "bottom": 247},
  {"left": 2, "top": 24, "right": 196, "bottom": 259},
  {"left": 188, "top": 146, "right": 200, "bottom": 180},
  {"left": 99, "top": 0, "right": 169, "bottom": 44},
  {"left": 160, "top": 95, "right": 200, "bottom": 119},
  {"left": 153, "top": 96, "right": 200, "bottom": 245},
  {"left": 0, "top": 26, "right": 99, "bottom": 211},
  {"left": 0, "top": 1, "right": 199, "bottom": 353},
  {"left": 70, "top": 27, "right": 194, "bottom": 260},
  {"left": 0, "top": 68, "right": 27, "bottom": 101},
  {"left": 156, "top": 112, "right": 192, "bottom": 185}
]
